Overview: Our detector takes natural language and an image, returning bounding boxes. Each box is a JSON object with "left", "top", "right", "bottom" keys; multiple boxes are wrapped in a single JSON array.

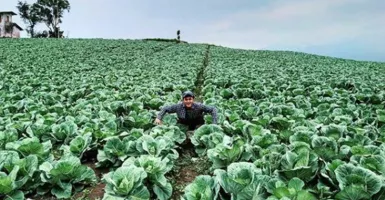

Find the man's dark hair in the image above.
[{"left": 182, "top": 91, "right": 194, "bottom": 99}]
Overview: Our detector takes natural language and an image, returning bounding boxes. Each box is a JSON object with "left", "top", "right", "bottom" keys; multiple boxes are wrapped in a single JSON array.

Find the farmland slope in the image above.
[{"left": 1, "top": 38, "right": 385, "bottom": 200}]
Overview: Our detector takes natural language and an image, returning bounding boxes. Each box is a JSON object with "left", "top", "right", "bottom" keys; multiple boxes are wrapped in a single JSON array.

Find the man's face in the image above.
[{"left": 183, "top": 96, "right": 194, "bottom": 108}]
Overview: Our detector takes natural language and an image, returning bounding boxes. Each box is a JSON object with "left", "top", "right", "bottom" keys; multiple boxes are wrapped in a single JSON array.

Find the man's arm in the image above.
[
  {"left": 201, "top": 104, "right": 218, "bottom": 124},
  {"left": 156, "top": 104, "right": 179, "bottom": 120}
]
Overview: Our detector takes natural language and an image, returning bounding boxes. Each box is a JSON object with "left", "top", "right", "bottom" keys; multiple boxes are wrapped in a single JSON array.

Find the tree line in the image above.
[
  {"left": 16, "top": 0, "right": 70, "bottom": 38},
  {"left": 16, "top": 0, "right": 183, "bottom": 41}
]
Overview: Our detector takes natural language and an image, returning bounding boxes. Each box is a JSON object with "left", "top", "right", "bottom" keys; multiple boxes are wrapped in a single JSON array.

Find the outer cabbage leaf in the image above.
[
  {"left": 335, "top": 163, "right": 382, "bottom": 199},
  {"left": 182, "top": 175, "right": 220, "bottom": 200},
  {"left": 214, "top": 162, "right": 270, "bottom": 200},
  {"left": 102, "top": 165, "right": 150, "bottom": 199}
]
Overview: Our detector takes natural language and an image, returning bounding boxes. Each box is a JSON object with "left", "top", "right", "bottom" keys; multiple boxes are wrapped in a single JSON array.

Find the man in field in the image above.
[{"left": 154, "top": 91, "right": 218, "bottom": 132}]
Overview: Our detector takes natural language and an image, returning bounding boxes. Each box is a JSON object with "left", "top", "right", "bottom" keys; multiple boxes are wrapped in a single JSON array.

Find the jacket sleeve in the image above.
[
  {"left": 157, "top": 104, "right": 179, "bottom": 120},
  {"left": 202, "top": 104, "right": 218, "bottom": 124}
]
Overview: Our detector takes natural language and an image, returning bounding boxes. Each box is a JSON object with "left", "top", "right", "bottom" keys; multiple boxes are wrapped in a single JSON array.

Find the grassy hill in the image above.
[{"left": 1, "top": 38, "right": 385, "bottom": 200}]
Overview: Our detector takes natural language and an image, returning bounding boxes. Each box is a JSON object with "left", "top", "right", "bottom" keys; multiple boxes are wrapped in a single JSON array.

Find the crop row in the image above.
[
  {"left": 0, "top": 39, "right": 207, "bottom": 200},
  {"left": 183, "top": 46, "right": 385, "bottom": 199}
]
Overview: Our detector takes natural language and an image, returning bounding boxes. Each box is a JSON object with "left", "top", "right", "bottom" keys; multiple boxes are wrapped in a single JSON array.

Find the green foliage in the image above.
[
  {"left": 182, "top": 175, "right": 220, "bottom": 200},
  {"left": 143, "top": 38, "right": 184, "bottom": 43},
  {"left": 191, "top": 45, "right": 385, "bottom": 199},
  {"left": 1, "top": 38, "right": 385, "bottom": 199},
  {"left": 0, "top": 39, "right": 206, "bottom": 199}
]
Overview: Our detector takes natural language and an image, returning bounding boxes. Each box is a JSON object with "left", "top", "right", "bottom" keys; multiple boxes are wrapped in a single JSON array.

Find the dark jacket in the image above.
[{"left": 157, "top": 102, "right": 218, "bottom": 124}]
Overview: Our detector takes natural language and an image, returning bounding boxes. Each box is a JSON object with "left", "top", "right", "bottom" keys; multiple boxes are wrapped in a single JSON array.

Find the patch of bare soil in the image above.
[
  {"left": 83, "top": 161, "right": 110, "bottom": 180},
  {"left": 71, "top": 153, "right": 110, "bottom": 200},
  {"left": 167, "top": 137, "right": 211, "bottom": 200},
  {"left": 71, "top": 182, "right": 106, "bottom": 200}
]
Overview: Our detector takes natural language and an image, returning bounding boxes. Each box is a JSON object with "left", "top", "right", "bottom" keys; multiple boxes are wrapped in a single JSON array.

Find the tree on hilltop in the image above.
[
  {"left": 16, "top": 0, "right": 70, "bottom": 38},
  {"left": 16, "top": 1, "right": 40, "bottom": 38},
  {"left": 177, "top": 30, "right": 181, "bottom": 43}
]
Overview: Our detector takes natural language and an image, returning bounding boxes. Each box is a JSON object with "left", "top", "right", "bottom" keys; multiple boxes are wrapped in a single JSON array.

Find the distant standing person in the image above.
[{"left": 155, "top": 91, "right": 218, "bottom": 131}]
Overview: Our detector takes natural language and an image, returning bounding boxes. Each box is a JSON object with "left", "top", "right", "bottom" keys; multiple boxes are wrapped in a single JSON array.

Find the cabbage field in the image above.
[{"left": 1, "top": 38, "right": 385, "bottom": 200}]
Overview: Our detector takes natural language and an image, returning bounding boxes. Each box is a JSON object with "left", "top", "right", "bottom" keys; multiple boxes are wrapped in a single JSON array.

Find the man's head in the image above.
[{"left": 182, "top": 91, "right": 194, "bottom": 108}]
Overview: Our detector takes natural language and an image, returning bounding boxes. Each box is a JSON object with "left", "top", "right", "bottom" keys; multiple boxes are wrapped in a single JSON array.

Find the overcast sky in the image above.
[{"left": 3, "top": 0, "right": 385, "bottom": 62}]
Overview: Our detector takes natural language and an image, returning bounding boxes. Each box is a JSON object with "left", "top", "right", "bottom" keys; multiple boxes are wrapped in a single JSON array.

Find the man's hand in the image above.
[{"left": 155, "top": 118, "right": 162, "bottom": 125}]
